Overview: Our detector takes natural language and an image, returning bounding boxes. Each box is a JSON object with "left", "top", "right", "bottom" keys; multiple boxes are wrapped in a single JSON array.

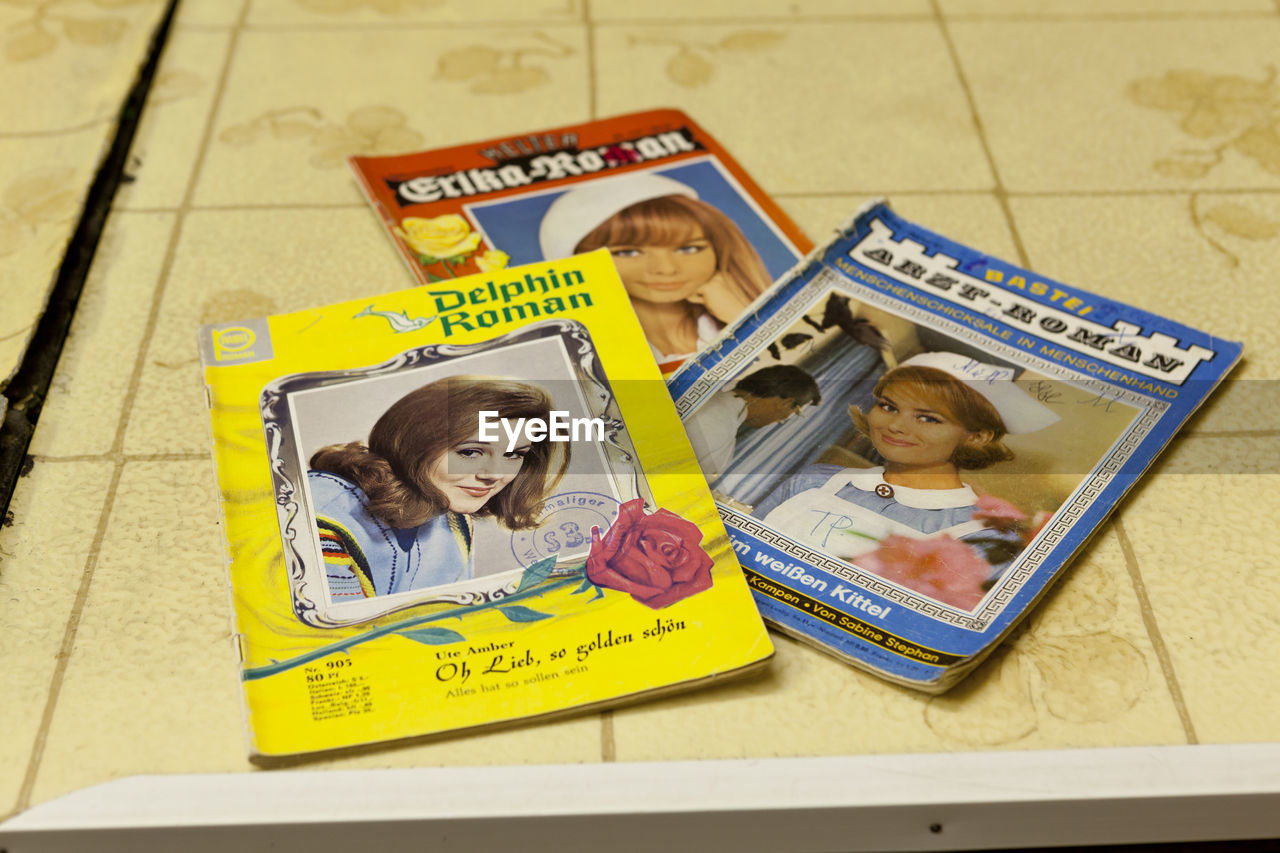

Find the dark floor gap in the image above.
[{"left": 0, "top": 0, "right": 182, "bottom": 525}]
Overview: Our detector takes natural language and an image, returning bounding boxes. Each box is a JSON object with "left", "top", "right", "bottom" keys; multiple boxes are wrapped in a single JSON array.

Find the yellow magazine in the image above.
[{"left": 199, "top": 249, "right": 773, "bottom": 756}]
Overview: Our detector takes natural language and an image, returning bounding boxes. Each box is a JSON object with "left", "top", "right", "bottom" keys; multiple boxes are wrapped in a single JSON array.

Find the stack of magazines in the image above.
[{"left": 199, "top": 110, "right": 1240, "bottom": 756}]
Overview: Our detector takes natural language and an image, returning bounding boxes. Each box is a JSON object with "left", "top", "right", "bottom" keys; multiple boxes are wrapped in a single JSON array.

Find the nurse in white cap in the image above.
[
  {"left": 753, "top": 352, "right": 1060, "bottom": 579},
  {"left": 538, "top": 172, "right": 772, "bottom": 372}
]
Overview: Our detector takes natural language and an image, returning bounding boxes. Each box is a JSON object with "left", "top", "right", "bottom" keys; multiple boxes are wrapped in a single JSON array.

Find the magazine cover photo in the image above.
[
  {"left": 684, "top": 290, "right": 1141, "bottom": 614},
  {"left": 349, "top": 109, "right": 811, "bottom": 373},
  {"left": 671, "top": 200, "right": 1239, "bottom": 692},
  {"left": 200, "top": 252, "right": 774, "bottom": 756},
  {"left": 267, "top": 324, "right": 642, "bottom": 627},
  {"left": 464, "top": 160, "right": 799, "bottom": 373}
]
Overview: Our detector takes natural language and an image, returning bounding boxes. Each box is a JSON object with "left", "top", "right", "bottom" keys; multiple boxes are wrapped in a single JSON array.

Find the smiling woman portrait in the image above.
[
  {"left": 306, "top": 376, "right": 569, "bottom": 601},
  {"left": 538, "top": 172, "right": 773, "bottom": 372},
  {"left": 753, "top": 352, "right": 1058, "bottom": 583}
]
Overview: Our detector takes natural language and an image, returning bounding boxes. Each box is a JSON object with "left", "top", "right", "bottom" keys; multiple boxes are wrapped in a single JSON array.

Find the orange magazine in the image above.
[{"left": 350, "top": 109, "right": 811, "bottom": 374}]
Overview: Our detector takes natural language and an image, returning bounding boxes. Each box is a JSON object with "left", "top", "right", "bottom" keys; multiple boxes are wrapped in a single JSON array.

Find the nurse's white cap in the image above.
[
  {"left": 897, "top": 351, "right": 1060, "bottom": 434},
  {"left": 538, "top": 172, "right": 698, "bottom": 261}
]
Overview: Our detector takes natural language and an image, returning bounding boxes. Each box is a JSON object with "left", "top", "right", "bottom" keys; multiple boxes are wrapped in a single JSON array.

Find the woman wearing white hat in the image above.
[
  {"left": 539, "top": 172, "right": 772, "bottom": 372},
  {"left": 752, "top": 352, "right": 1060, "bottom": 582}
]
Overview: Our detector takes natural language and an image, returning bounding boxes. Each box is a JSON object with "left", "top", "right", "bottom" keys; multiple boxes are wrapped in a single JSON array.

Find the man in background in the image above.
[{"left": 684, "top": 365, "right": 821, "bottom": 483}]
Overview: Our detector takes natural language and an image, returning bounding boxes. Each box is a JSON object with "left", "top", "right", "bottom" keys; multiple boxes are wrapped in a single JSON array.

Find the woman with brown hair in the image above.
[
  {"left": 539, "top": 173, "right": 773, "bottom": 372},
  {"left": 307, "top": 376, "right": 568, "bottom": 601}
]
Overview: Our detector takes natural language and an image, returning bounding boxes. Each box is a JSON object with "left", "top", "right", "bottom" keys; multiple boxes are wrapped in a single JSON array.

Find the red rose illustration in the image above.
[
  {"left": 856, "top": 534, "right": 990, "bottom": 611},
  {"left": 586, "top": 499, "right": 714, "bottom": 609}
]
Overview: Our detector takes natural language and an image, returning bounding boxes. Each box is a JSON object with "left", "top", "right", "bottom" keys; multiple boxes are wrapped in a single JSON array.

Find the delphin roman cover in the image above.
[
  {"left": 349, "top": 108, "right": 810, "bottom": 374},
  {"left": 670, "top": 200, "right": 1241, "bottom": 693},
  {"left": 199, "top": 250, "right": 773, "bottom": 756}
]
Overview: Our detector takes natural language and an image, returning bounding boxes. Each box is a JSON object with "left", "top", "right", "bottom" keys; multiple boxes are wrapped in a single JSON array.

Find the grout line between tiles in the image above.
[
  {"left": 0, "top": 117, "right": 117, "bottom": 140},
  {"left": 593, "top": 14, "right": 931, "bottom": 25},
  {"left": 773, "top": 189, "right": 991, "bottom": 199},
  {"left": 600, "top": 710, "right": 616, "bottom": 762},
  {"left": 239, "top": 19, "right": 585, "bottom": 32},
  {"left": 29, "top": 453, "right": 210, "bottom": 465},
  {"left": 930, "top": 0, "right": 1031, "bottom": 270},
  {"left": 585, "top": 0, "right": 598, "bottom": 120},
  {"left": 113, "top": 187, "right": 1280, "bottom": 217},
  {"left": 944, "top": 11, "right": 1277, "bottom": 22},
  {"left": 128, "top": 451, "right": 213, "bottom": 462},
  {"left": 0, "top": 3, "right": 180, "bottom": 526},
  {"left": 228, "top": 14, "right": 945, "bottom": 31},
  {"left": 174, "top": 24, "right": 240, "bottom": 32},
  {"left": 173, "top": 202, "right": 370, "bottom": 211},
  {"left": 773, "top": 188, "right": 1280, "bottom": 199},
  {"left": 12, "top": 0, "right": 251, "bottom": 813},
  {"left": 1013, "top": 187, "right": 1280, "bottom": 197},
  {"left": 11, "top": 460, "right": 125, "bottom": 819},
  {"left": 589, "top": 11, "right": 1280, "bottom": 26},
  {"left": 1115, "top": 518, "right": 1199, "bottom": 745}
]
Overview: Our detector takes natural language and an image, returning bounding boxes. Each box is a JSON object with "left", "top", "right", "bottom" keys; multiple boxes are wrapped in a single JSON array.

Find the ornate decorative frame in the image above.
[{"left": 260, "top": 319, "right": 649, "bottom": 628}]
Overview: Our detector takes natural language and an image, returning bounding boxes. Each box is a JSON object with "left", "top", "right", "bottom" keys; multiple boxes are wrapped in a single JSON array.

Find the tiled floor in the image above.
[{"left": 3, "top": 0, "right": 1279, "bottom": 825}]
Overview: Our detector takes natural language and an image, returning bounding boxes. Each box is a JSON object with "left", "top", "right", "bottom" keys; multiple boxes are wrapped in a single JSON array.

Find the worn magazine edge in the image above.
[
  {"left": 676, "top": 196, "right": 886, "bottom": 382},
  {"left": 346, "top": 108, "right": 816, "bottom": 314},
  {"left": 672, "top": 199, "right": 1243, "bottom": 691},
  {"left": 247, "top": 645, "right": 773, "bottom": 760},
  {"left": 198, "top": 362, "right": 260, "bottom": 757},
  {"left": 195, "top": 256, "right": 774, "bottom": 757},
  {"left": 346, "top": 153, "right": 428, "bottom": 286}
]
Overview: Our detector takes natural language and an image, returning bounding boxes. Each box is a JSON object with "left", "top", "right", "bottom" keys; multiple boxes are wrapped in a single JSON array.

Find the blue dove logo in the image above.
[{"left": 354, "top": 305, "right": 438, "bottom": 333}]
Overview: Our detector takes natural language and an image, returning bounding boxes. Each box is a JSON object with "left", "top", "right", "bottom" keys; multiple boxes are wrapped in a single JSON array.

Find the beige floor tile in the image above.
[
  {"left": 0, "top": 0, "right": 163, "bottom": 385},
  {"left": 777, "top": 193, "right": 1021, "bottom": 262},
  {"left": 941, "top": 0, "right": 1273, "bottom": 15},
  {"left": 29, "top": 212, "right": 174, "bottom": 458},
  {"left": 949, "top": 19, "right": 1280, "bottom": 193},
  {"left": 29, "top": 461, "right": 245, "bottom": 804},
  {"left": 26, "top": 460, "right": 601, "bottom": 805},
  {"left": 594, "top": 21, "right": 993, "bottom": 195},
  {"left": 296, "top": 712, "right": 604, "bottom": 772},
  {"left": 0, "top": 0, "right": 165, "bottom": 134},
  {"left": 122, "top": 208, "right": 418, "bottom": 456},
  {"left": 0, "top": 132, "right": 104, "bottom": 388},
  {"left": 0, "top": 460, "right": 114, "bottom": 815},
  {"left": 890, "top": 194, "right": 1024, "bottom": 261},
  {"left": 591, "top": 0, "right": 930, "bottom": 21},
  {"left": 246, "top": 0, "right": 582, "bottom": 26},
  {"left": 192, "top": 25, "right": 588, "bottom": 207},
  {"left": 115, "top": 30, "right": 234, "bottom": 211},
  {"left": 1147, "top": 433, "right": 1280, "bottom": 476},
  {"left": 177, "top": 0, "right": 248, "bottom": 28},
  {"left": 1007, "top": 194, "right": 1277, "bottom": 432},
  {"left": 1119, "top": 440, "right": 1280, "bottom": 743},
  {"left": 612, "top": 527, "right": 1188, "bottom": 760}
]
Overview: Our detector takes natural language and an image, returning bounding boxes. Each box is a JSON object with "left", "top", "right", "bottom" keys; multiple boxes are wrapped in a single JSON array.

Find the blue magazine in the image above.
[{"left": 670, "top": 201, "right": 1242, "bottom": 692}]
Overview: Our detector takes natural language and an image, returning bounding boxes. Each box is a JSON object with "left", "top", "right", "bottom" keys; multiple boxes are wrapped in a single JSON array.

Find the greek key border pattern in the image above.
[{"left": 687, "top": 260, "right": 1173, "bottom": 629}]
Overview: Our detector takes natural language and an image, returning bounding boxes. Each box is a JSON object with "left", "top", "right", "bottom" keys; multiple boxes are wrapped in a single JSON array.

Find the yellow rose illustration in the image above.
[
  {"left": 475, "top": 249, "right": 510, "bottom": 272},
  {"left": 397, "top": 214, "right": 481, "bottom": 259}
]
